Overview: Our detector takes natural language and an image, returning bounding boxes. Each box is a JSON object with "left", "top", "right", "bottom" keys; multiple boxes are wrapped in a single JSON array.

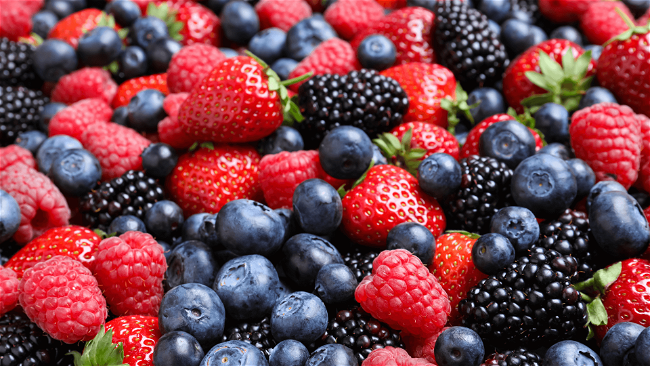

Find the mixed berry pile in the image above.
[{"left": 2, "top": 0, "right": 650, "bottom": 365}]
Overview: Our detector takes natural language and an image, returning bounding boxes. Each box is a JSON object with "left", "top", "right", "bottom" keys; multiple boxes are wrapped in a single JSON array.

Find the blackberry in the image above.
[
  {"left": 459, "top": 247, "right": 588, "bottom": 348},
  {"left": 0, "top": 86, "right": 49, "bottom": 146},
  {"left": 482, "top": 348, "right": 542, "bottom": 366},
  {"left": 221, "top": 317, "right": 276, "bottom": 359},
  {"left": 433, "top": 1, "right": 509, "bottom": 90},
  {"left": 79, "top": 170, "right": 165, "bottom": 231},
  {"left": 342, "top": 248, "right": 379, "bottom": 283},
  {"left": 0, "top": 311, "right": 81, "bottom": 366},
  {"left": 444, "top": 155, "right": 513, "bottom": 234},
  {"left": 0, "top": 39, "right": 42, "bottom": 89},
  {"left": 296, "top": 69, "right": 409, "bottom": 149}
]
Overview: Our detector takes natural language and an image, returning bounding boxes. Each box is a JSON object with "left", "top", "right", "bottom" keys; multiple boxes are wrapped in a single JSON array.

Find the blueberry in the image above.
[
  {"left": 36, "top": 135, "right": 83, "bottom": 174},
  {"left": 33, "top": 39, "right": 78, "bottom": 82},
  {"left": 543, "top": 340, "right": 602, "bottom": 366},
  {"left": 206, "top": 0, "right": 231, "bottom": 15},
  {"left": 32, "top": 11, "right": 59, "bottom": 38},
  {"left": 220, "top": 1, "right": 259, "bottom": 45},
  {"left": 48, "top": 148, "right": 101, "bottom": 195},
  {"left": 536, "top": 142, "right": 570, "bottom": 160},
  {"left": 584, "top": 45, "right": 603, "bottom": 62},
  {"left": 130, "top": 16, "right": 169, "bottom": 49},
  {"left": 15, "top": 130, "right": 47, "bottom": 155},
  {"left": 319, "top": 126, "right": 373, "bottom": 180},
  {"left": 479, "top": 120, "right": 536, "bottom": 169},
  {"left": 434, "top": 327, "right": 485, "bottom": 366},
  {"left": 490, "top": 206, "right": 539, "bottom": 253},
  {"left": 467, "top": 87, "right": 505, "bottom": 124},
  {"left": 118, "top": 46, "right": 148, "bottom": 79},
  {"left": 292, "top": 179, "right": 342, "bottom": 236},
  {"left": 566, "top": 158, "right": 596, "bottom": 200},
  {"left": 106, "top": 0, "right": 141, "bottom": 27},
  {"left": 108, "top": 215, "right": 147, "bottom": 236},
  {"left": 282, "top": 233, "right": 343, "bottom": 289},
  {"left": 549, "top": 26, "right": 583, "bottom": 46},
  {"left": 406, "top": 0, "right": 438, "bottom": 11},
  {"left": 159, "top": 283, "right": 226, "bottom": 350},
  {"left": 200, "top": 340, "right": 268, "bottom": 366},
  {"left": 276, "top": 278, "right": 295, "bottom": 300},
  {"left": 44, "top": 0, "right": 75, "bottom": 19},
  {"left": 487, "top": 20, "right": 501, "bottom": 38},
  {"left": 216, "top": 199, "right": 285, "bottom": 256},
  {"left": 275, "top": 208, "right": 296, "bottom": 243},
  {"left": 271, "top": 292, "right": 328, "bottom": 343},
  {"left": 147, "top": 37, "right": 182, "bottom": 73},
  {"left": 314, "top": 263, "right": 357, "bottom": 304},
  {"left": 586, "top": 181, "right": 627, "bottom": 213},
  {"left": 418, "top": 153, "right": 462, "bottom": 201},
  {"left": 182, "top": 213, "right": 220, "bottom": 249},
  {"left": 141, "top": 143, "right": 178, "bottom": 179},
  {"left": 66, "top": 0, "right": 87, "bottom": 11},
  {"left": 600, "top": 322, "right": 645, "bottom": 366},
  {"left": 511, "top": 154, "right": 578, "bottom": 219},
  {"left": 589, "top": 191, "right": 650, "bottom": 259},
  {"left": 578, "top": 87, "right": 617, "bottom": 110},
  {"left": 534, "top": 103, "right": 570, "bottom": 144},
  {"left": 213, "top": 255, "right": 281, "bottom": 320},
  {"left": 479, "top": 0, "right": 510, "bottom": 23},
  {"left": 127, "top": 89, "right": 167, "bottom": 133},
  {"left": 0, "top": 189, "right": 21, "bottom": 244},
  {"left": 153, "top": 331, "right": 204, "bottom": 366},
  {"left": 506, "top": 9, "right": 534, "bottom": 23},
  {"left": 471, "top": 233, "right": 515, "bottom": 275},
  {"left": 258, "top": 126, "right": 304, "bottom": 155},
  {"left": 144, "top": 200, "right": 184, "bottom": 242},
  {"left": 455, "top": 131, "right": 469, "bottom": 146},
  {"left": 166, "top": 240, "right": 220, "bottom": 290},
  {"left": 159, "top": 240, "right": 173, "bottom": 261},
  {"left": 501, "top": 19, "right": 547, "bottom": 57},
  {"left": 271, "top": 58, "right": 298, "bottom": 81},
  {"left": 77, "top": 26, "right": 123, "bottom": 67},
  {"left": 285, "top": 15, "right": 337, "bottom": 61},
  {"left": 623, "top": 0, "right": 650, "bottom": 18},
  {"left": 111, "top": 106, "right": 130, "bottom": 126},
  {"left": 635, "top": 326, "right": 650, "bottom": 366},
  {"left": 386, "top": 222, "right": 435, "bottom": 265},
  {"left": 269, "top": 339, "right": 310, "bottom": 366},
  {"left": 40, "top": 102, "right": 67, "bottom": 132},
  {"left": 357, "top": 35, "right": 396, "bottom": 71},
  {"left": 371, "top": 144, "right": 388, "bottom": 166},
  {"left": 219, "top": 47, "right": 239, "bottom": 58},
  {"left": 305, "top": 344, "right": 358, "bottom": 366},
  {"left": 248, "top": 28, "right": 286, "bottom": 65}
]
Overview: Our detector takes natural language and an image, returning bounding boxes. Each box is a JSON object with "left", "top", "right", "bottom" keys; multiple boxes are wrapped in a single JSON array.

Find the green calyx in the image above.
[
  {"left": 336, "top": 160, "right": 375, "bottom": 198},
  {"left": 189, "top": 142, "right": 214, "bottom": 152},
  {"left": 445, "top": 230, "right": 481, "bottom": 239},
  {"left": 604, "top": 7, "right": 650, "bottom": 46},
  {"left": 93, "top": 229, "right": 116, "bottom": 239},
  {"left": 19, "top": 33, "right": 43, "bottom": 46},
  {"left": 373, "top": 128, "right": 426, "bottom": 177},
  {"left": 69, "top": 326, "right": 128, "bottom": 366},
  {"left": 441, "top": 83, "right": 479, "bottom": 135},
  {"left": 506, "top": 107, "right": 547, "bottom": 146},
  {"left": 520, "top": 47, "right": 593, "bottom": 113},
  {"left": 146, "top": 2, "right": 183, "bottom": 42}
]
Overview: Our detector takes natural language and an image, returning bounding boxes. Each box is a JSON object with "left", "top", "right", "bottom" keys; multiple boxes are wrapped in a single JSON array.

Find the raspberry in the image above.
[
  {"left": 93, "top": 231, "right": 166, "bottom": 317},
  {"left": 0, "top": 165, "right": 71, "bottom": 244},
  {"left": 0, "top": 144, "right": 36, "bottom": 170},
  {"left": 324, "top": 0, "right": 385, "bottom": 41},
  {"left": 258, "top": 150, "right": 321, "bottom": 209},
  {"left": 355, "top": 249, "right": 451, "bottom": 338},
  {"left": 158, "top": 92, "right": 194, "bottom": 149},
  {"left": 162, "top": 92, "right": 189, "bottom": 117},
  {"left": 112, "top": 73, "right": 169, "bottom": 109},
  {"left": 288, "top": 38, "right": 360, "bottom": 92},
  {"left": 0, "top": 1, "right": 32, "bottom": 42},
  {"left": 635, "top": 113, "right": 650, "bottom": 193},
  {"left": 255, "top": 0, "right": 313, "bottom": 32},
  {"left": 167, "top": 44, "right": 226, "bottom": 93},
  {"left": 363, "top": 346, "right": 436, "bottom": 366},
  {"left": 18, "top": 256, "right": 108, "bottom": 343},
  {"left": 0, "top": 266, "right": 19, "bottom": 317},
  {"left": 48, "top": 98, "right": 113, "bottom": 141},
  {"left": 402, "top": 327, "right": 449, "bottom": 364},
  {"left": 51, "top": 67, "right": 118, "bottom": 105}
]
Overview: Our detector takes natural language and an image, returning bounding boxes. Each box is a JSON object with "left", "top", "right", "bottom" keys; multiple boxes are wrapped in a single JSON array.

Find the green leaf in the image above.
[
  {"left": 525, "top": 72, "right": 551, "bottom": 91},
  {"left": 71, "top": 326, "right": 128, "bottom": 366},
  {"left": 537, "top": 52, "right": 564, "bottom": 85},
  {"left": 199, "top": 142, "right": 215, "bottom": 150},
  {"left": 577, "top": 76, "right": 594, "bottom": 92},
  {"left": 93, "top": 229, "right": 108, "bottom": 239},
  {"left": 407, "top": 149, "right": 427, "bottom": 159},
  {"left": 280, "top": 71, "right": 313, "bottom": 87},
  {"left": 562, "top": 47, "right": 576, "bottom": 77},
  {"left": 104, "top": 61, "right": 119, "bottom": 75},
  {"left": 288, "top": 102, "right": 303, "bottom": 123},
  {"left": 574, "top": 51, "right": 593, "bottom": 80},
  {"left": 373, "top": 139, "right": 392, "bottom": 158},
  {"left": 189, "top": 142, "right": 199, "bottom": 151},
  {"left": 573, "top": 278, "right": 594, "bottom": 293},
  {"left": 337, "top": 185, "right": 347, "bottom": 199},
  {"left": 445, "top": 230, "right": 481, "bottom": 239},
  {"left": 439, "top": 97, "right": 454, "bottom": 112},
  {"left": 594, "top": 261, "right": 622, "bottom": 294},
  {"left": 117, "top": 28, "right": 129, "bottom": 39},
  {"left": 520, "top": 93, "right": 554, "bottom": 107},
  {"left": 401, "top": 128, "right": 413, "bottom": 151},
  {"left": 587, "top": 325, "right": 595, "bottom": 340},
  {"left": 586, "top": 298, "right": 608, "bottom": 326},
  {"left": 267, "top": 77, "right": 280, "bottom": 91},
  {"left": 563, "top": 97, "right": 581, "bottom": 112},
  {"left": 383, "top": 133, "right": 402, "bottom": 151}
]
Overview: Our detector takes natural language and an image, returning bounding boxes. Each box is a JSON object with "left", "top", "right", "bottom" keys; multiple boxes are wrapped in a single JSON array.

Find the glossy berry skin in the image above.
[
  {"left": 471, "top": 233, "right": 515, "bottom": 275},
  {"left": 566, "top": 158, "right": 596, "bottom": 200},
  {"left": 144, "top": 200, "right": 184, "bottom": 242},
  {"left": 77, "top": 26, "right": 122, "bottom": 67},
  {"left": 147, "top": 38, "right": 182, "bottom": 74},
  {"left": 40, "top": 102, "right": 67, "bottom": 131},
  {"left": 586, "top": 181, "right": 627, "bottom": 213},
  {"left": 391, "top": 122, "right": 460, "bottom": 161},
  {"left": 141, "top": 143, "right": 178, "bottom": 179},
  {"left": 48, "top": 148, "right": 101, "bottom": 196},
  {"left": 113, "top": 73, "right": 170, "bottom": 109},
  {"left": 248, "top": 28, "right": 286, "bottom": 65},
  {"left": 106, "top": 0, "right": 141, "bottom": 27},
  {"left": 119, "top": 45, "right": 149, "bottom": 79},
  {"left": 550, "top": 26, "right": 583, "bottom": 46},
  {"left": 305, "top": 344, "right": 358, "bottom": 366},
  {"left": 271, "top": 291, "right": 328, "bottom": 343},
  {"left": 153, "top": 331, "right": 204, "bottom": 366},
  {"left": 127, "top": 89, "right": 167, "bottom": 133},
  {"left": 543, "top": 341, "right": 601, "bottom": 366},
  {"left": 200, "top": 340, "right": 268, "bottom": 366},
  {"left": 434, "top": 327, "right": 484, "bottom": 366},
  {"left": 490, "top": 206, "right": 539, "bottom": 253},
  {"left": 269, "top": 339, "right": 309, "bottom": 366},
  {"left": 386, "top": 222, "right": 436, "bottom": 266},
  {"left": 314, "top": 263, "right": 357, "bottom": 304},
  {"left": 635, "top": 327, "right": 650, "bottom": 366},
  {"left": 106, "top": 315, "right": 161, "bottom": 366},
  {"left": 130, "top": 16, "right": 168, "bottom": 49},
  {"left": 499, "top": 19, "right": 547, "bottom": 59},
  {"left": 285, "top": 15, "right": 337, "bottom": 61},
  {"left": 479, "top": 0, "right": 510, "bottom": 22},
  {"left": 467, "top": 87, "right": 505, "bottom": 125},
  {"left": 293, "top": 179, "right": 342, "bottom": 236},
  {"left": 166, "top": 240, "right": 219, "bottom": 290},
  {"left": 32, "top": 39, "right": 78, "bottom": 82},
  {"left": 357, "top": 35, "right": 396, "bottom": 71},
  {"left": 259, "top": 126, "right": 304, "bottom": 155},
  {"left": 534, "top": 103, "right": 570, "bottom": 144},
  {"left": 577, "top": 87, "right": 617, "bottom": 110},
  {"left": 600, "top": 322, "right": 644, "bottom": 366},
  {"left": 537, "top": 143, "right": 570, "bottom": 160},
  {"left": 0, "top": 190, "right": 20, "bottom": 244},
  {"left": 32, "top": 10, "right": 59, "bottom": 39},
  {"left": 36, "top": 135, "right": 83, "bottom": 174},
  {"left": 220, "top": 1, "right": 260, "bottom": 45},
  {"left": 108, "top": 215, "right": 147, "bottom": 236},
  {"left": 0, "top": 266, "right": 19, "bottom": 316},
  {"left": 181, "top": 213, "right": 219, "bottom": 249},
  {"left": 110, "top": 106, "right": 128, "bottom": 125},
  {"left": 479, "top": 120, "right": 536, "bottom": 169},
  {"left": 319, "top": 126, "right": 373, "bottom": 180},
  {"left": 418, "top": 153, "right": 462, "bottom": 201},
  {"left": 45, "top": 0, "right": 75, "bottom": 19},
  {"left": 255, "top": 0, "right": 313, "bottom": 33},
  {"left": 282, "top": 233, "right": 343, "bottom": 289},
  {"left": 271, "top": 58, "right": 298, "bottom": 81},
  {"left": 15, "top": 130, "right": 47, "bottom": 155}
]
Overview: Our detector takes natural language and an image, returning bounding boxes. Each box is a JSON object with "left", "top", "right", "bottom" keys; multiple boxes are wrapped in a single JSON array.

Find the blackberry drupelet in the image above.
[
  {"left": 0, "top": 86, "right": 49, "bottom": 146},
  {"left": 221, "top": 317, "right": 276, "bottom": 359},
  {"left": 342, "top": 248, "right": 379, "bottom": 283},
  {"left": 482, "top": 348, "right": 542, "bottom": 366},
  {"left": 459, "top": 247, "right": 588, "bottom": 348},
  {"left": 296, "top": 69, "right": 409, "bottom": 149},
  {"left": 79, "top": 170, "right": 165, "bottom": 231},
  {"left": 433, "top": 1, "right": 509, "bottom": 90},
  {"left": 444, "top": 155, "right": 513, "bottom": 234},
  {"left": 0, "top": 39, "right": 42, "bottom": 89}
]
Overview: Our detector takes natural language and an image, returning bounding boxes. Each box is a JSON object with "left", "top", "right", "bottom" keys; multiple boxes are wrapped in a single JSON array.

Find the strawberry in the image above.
[
  {"left": 112, "top": 73, "right": 169, "bottom": 109},
  {"left": 376, "top": 0, "right": 406, "bottom": 10},
  {"left": 324, "top": 0, "right": 385, "bottom": 41},
  {"left": 50, "top": 67, "right": 118, "bottom": 105},
  {"left": 636, "top": 113, "right": 650, "bottom": 193},
  {"left": 580, "top": 1, "right": 634, "bottom": 46},
  {"left": 158, "top": 93, "right": 195, "bottom": 149},
  {"left": 170, "top": 1, "right": 221, "bottom": 47},
  {"left": 48, "top": 9, "right": 114, "bottom": 49},
  {"left": 167, "top": 44, "right": 226, "bottom": 93},
  {"left": 391, "top": 121, "right": 459, "bottom": 161},
  {"left": 255, "top": 0, "right": 313, "bottom": 32},
  {"left": 538, "top": 0, "right": 592, "bottom": 24},
  {"left": 105, "top": 315, "right": 161, "bottom": 366}
]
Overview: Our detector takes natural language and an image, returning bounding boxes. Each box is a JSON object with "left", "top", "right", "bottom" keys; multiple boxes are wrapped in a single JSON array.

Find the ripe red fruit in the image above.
[
  {"left": 51, "top": 67, "right": 118, "bottom": 105},
  {"left": 459, "top": 114, "right": 544, "bottom": 159},
  {"left": 105, "top": 315, "right": 161, "bottom": 366},
  {"left": 255, "top": 0, "right": 313, "bottom": 32},
  {"left": 167, "top": 44, "right": 226, "bottom": 93},
  {"left": 259, "top": 150, "right": 321, "bottom": 209},
  {"left": 402, "top": 327, "right": 450, "bottom": 364},
  {"left": 172, "top": 1, "right": 222, "bottom": 47},
  {"left": 48, "top": 98, "right": 113, "bottom": 141},
  {"left": 288, "top": 38, "right": 360, "bottom": 92},
  {"left": 0, "top": 1, "right": 33, "bottom": 42},
  {"left": 538, "top": 0, "right": 591, "bottom": 24},
  {"left": 48, "top": 9, "right": 110, "bottom": 48},
  {"left": 580, "top": 2, "right": 634, "bottom": 46},
  {"left": 324, "top": 0, "right": 385, "bottom": 41},
  {"left": 0, "top": 266, "right": 19, "bottom": 317},
  {"left": 390, "top": 121, "right": 459, "bottom": 161},
  {"left": 112, "top": 73, "right": 169, "bottom": 109},
  {"left": 0, "top": 144, "right": 37, "bottom": 171},
  {"left": 364, "top": 346, "right": 437, "bottom": 366}
]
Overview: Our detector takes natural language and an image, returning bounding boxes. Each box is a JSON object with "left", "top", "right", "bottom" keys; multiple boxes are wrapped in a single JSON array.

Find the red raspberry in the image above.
[
  {"left": 0, "top": 266, "right": 19, "bottom": 317},
  {"left": 570, "top": 102, "right": 642, "bottom": 189},
  {"left": 402, "top": 327, "right": 449, "bottom": 364},
  {"left": 93, "top": 231, "right": 166, "bottom": 317},
  {"left": 158, "top": 92, "right": 195, "bottom": 149},
  {"left": 81, "top": 122, "right": 152, "bottom": 181},
  {"left": 0, "top": 1, "right": 32, "bottom": 41},
  {"left": 580, "top": 1, "right": 634, "bottom": 46},
  {"left": 167, "top": 44, "right": 226, "bottom": 93},
  {"left": 255, "top": 0, "right": 313, "bottom": 32},
  {"left": 0, "top": 165, "right": 71, "bottom": 244},
  {"left": 51, "top": 67, "right": 118, "bottom": 105},
  {"left": 635, "top": 113, "right": 650, "bottom": 193},
  {"left": 324, "top": 0, "right": 385, "bottom": 41},
  {"left": 105, "top": 315, "right": 161, "bottom": 366},
  {"left": 355, "top": 249, "right": 451, "bottom": 338},
  {"left": 259, "top": 150, "right": 321, "bottom": 209},
  {"left": 48, "top": 98, "right": 113, "bottom": 141},
  {"left": 391, "top": 121, "right": 459, "bottom": 161},
  {"left": 363, "top": 346, "right": 436, "bottom": 366},
  {"left": 288, "top": 38, "right": 360, "bottom": 92},
  {"left": 19, "top": 256, "right": 108, "bottom": 343},
  {"left": 163, "top": 92, "right": 189, "bottom": 117},
  {"left": 460, "top": 114, "right": 543, "bottom": 159},
  {"left": 0, "top": 145, "right": 37, "bottom": 170}
]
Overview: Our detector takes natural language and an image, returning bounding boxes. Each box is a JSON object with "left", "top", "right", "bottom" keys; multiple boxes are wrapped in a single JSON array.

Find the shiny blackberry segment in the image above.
[
  {"left": 79, "top": 170, "right": 165, "bottom": 231},
  {"left": 482, "top": 348, "right": 542, "bottom": 366},
  {"left": 296, "top": 69, "right": 409, "bottom": 149},
  {"left": 342, "top": 248, "right": 379, "bottom": 283},
  {"left": 0, "top": 86, "right": 49, "bottom": 146},
  {"left": 221, "top": 317, "right": 276, "bottom": 359},
  {"left": 0, "top": 39, "right": 43, "bottom": 89}
]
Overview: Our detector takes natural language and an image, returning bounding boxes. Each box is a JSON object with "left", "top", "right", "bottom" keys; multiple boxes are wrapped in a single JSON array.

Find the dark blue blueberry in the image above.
[
  {"left": 40, "top": 102, "right": 67, "bottom": 132},
  {"left": 586, "top": 181, "right": 627, "bottom": 213},
  {"left": 487, "top": 20, "right": 501, "bottom": 38},
  {"left": 275, "top": 208, "right": 296, "bottom": 243},
  {"left": 434, "top": 327, "right": 485, "bottom": 366},
  {"left": 141, "top": 143, "right": 178, "bottom": 179},
  {"left": 506, "top": 9, "right": 534, "bottom": 23},
  {"left": 467, "top": 87, "right": 505, "bottom": 124},
  {"left": 534, "top": 103, "right": 570, "bottom": 144},
  {"left": 319, "top": 126, "right": 373, "bottom": 180},
  {"left": 511, "top": 154, "right": 577, "bottom": 219},
  {"left": 147, "top": 37, "right": 182, "bottom": 73},
  {"left": 479, "top": 0, "right": 510, "bottom": 23},
  {"left": 119, "top": 46, "right": 148, "bottom": 79},
  {"left": 357, "top": 35, "right": 396, "bottom": 71},
  {"left": 584, "top": 45, "right": 603, "bottom": 62},
  {"left": 578, "top": 87, "right": 617, "bottom": 110},
  {"left": 219, "top": 47, "right": 239, "bottom": 58},
  {"left": 159, "top": 240, "right": 173, "bottom": 261},
  {"left": 543, "top": 340, "right": 602, "bottom": 366},
  {"left": 110, "top": 106, "right": 129, "bottom": 126},
  {"left": 305, "top": 344, "right": 357, "bottom": 366},
  {"left": 623, "top": 0, "right": 650, "bottom": 17},
  {"left": 108, "top": 215, "right": 147, "bottom": 236},
  {"left": 220, "top": 1, "right": 259, "bottom": 45},
  {"left": 206, "top": 0, "right": 231, "bottom": 15},
  {"left": 635, "top": 326, "right": 650, "bottom": 366},
  {"left": 130, "top": 16, "right": 169, "bottom": 49},
  {"left": 276, "top": 278, "right": 294, "bottom": 299},
  {"left": 32, "top": 11, "right": 59, "bottom": 39},
  {"left": 471, "top": 233, "right": 515, "bottom": 275},
  {"left": 15, "top": 130, "right": 47, "bottom": 155},
  {"left": 106, "top": 0, "right": 141, "bottom": 27},
  {"left": 0, "top": 189, "right": 21, "bottom": 244},
  {"left": 455, "top": 131, "right": 469, "bottom": 146},
  {"left": 33, "top": 39, "right": 78, "bottom": 83},
  {"left": 282, "top": 233, "right": 343, "bottom": 289},
  {"left": 501, "top": 19, "right": 547, "bottom": 57},
  {"left": 314, "top": 263, "right": 357, "bottom": 304},
  {"left": 549, "top": 26, "right": 583, "bottom": 46},
  {"left": 371, "top": 144, "right": 388, "bottom": 166},
  {"left": 213, "top": 255, "right": 281, "bottom": 320},
  {"left": 271, "top": 291, "right": 328, "bottom": 343},
  {"left": 479, "top": 120, "right": 536, "bottom": 169},
  {"left": 166, "top": 240, "right": 220, "bottom": 290},
  {"left": 259, "top": 126, "right": 304, "bottom": 155},
  {"left": 418, "top": 153, "right": 462, "bottom": 201},
  {"left": 159, "top": 283, "right": 226, "bottom": 350},
  {"left": 67, "top": 0, "right": 87, "bottom": 11},
  {"left": 182, "top": 213, "right": 220, "bottom": 249},
  {"left": 127, "top": 89, "right": 167, "bottom": 133},
  {"left": 269, "top": 339, "right": 310, "bottom": 366},
  {"left": 386, "top": 222, "right": 435, "bottom": 265},
  {"left": 216, "top": 199, "right": 285, "bottom": 256},
  {"left": 248, "top": 28, "right": 286, "bottom": 65},
  {"left": 144, "top": 200, "right": 184, "bottom": 242},
  {"left": 490, "top": 206, "right": 539, "bottom": 253},
  {"left": 153, "top": 331, "right": 204, "bottom": 366},
  {"left": 566, "top": 158, "right": 596, "bottom": 200},
  {"left": 271, "top": 58, "right": 298, "bottom": 81},
  {"left": 44, "top": 0, "right": 75, "bottom": 19},
  {"left": 406, "top": 0, "right": 438, "bottom": 11},
  {"left": 36, "top": 135, "right": 83, "bottom": 174},
  {"left": 77, "top": 26, "right": 122, "bottom": 67},
  {"left": 285, "top": 15, "right": 337, "bottom": 61},
  {"left": 292, "top": 179, "right": 342, "bottom": 236},
  {"left": 600, "top": 322, "right": 644, "bottom": 366},
  {"left": 536, "top": 142, "right": 570, "bottom": 160},
  {"left": 200, "top": 340, "right": 268, "bottom": 366},
  {"left": 589, "top": 191, "right": 650, "bottom": 260}
]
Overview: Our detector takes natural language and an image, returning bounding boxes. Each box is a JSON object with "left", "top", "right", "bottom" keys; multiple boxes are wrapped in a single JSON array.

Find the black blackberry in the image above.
[
  {"left": 0, "top": 86, "right": 48, "bottom": 146},
  {"left": 482, "top": 348, "right": 542, "bottom": 366},
  {"left": 0, "top": 39, "right": 42, "bottom": 89},
  {"left": 79, "top": 170, "right": 165, "bottom": 231},
  {"left": 342, "top": 248, "right": 379, "bottom": 283},
  {"left": 296, "top": 69, "right": 409, "bottom": 148},
  {"left": 308, "top": 306, "right": 403, "bottom": 364},
  {"left": 433, "top": 1, "right": 509, "bottom": 90},
  {"left": 444, "top": 155, "right": 513, "bottom": 234},
  {"left": 459, "top": 247, "right": 588, "bottom": 348},
  {"left": 0, "top": 311, "right": 81, "bottom": 366},
  {"left": 221, "top": 317, "right": 276, "bottom": 359}
]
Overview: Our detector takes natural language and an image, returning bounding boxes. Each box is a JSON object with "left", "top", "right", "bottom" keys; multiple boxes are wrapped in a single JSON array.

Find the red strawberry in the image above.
[
  {"left": 167, "top": 44, "right": 226, "bottom": 93},
  {"left": 48, "top": 98, "right": 113, "bottom": 141},
  {"left": 580, "top": 1, "right": 634, "bottom": 46},
  {"left": 169, "top": 1, "right": 221, "bottom": 47},
  {"left": 166, "top": 143, "right": 263, "bottom": 216},
  {"left": 258, "top": 150, "right": 321, "bottom": 209},
  {"left": 255, "top": 0, "right": 313, "bottom": 32},
  {"left": 0, "top": 266, "right": 19, "bottom": 317},
  {"left": 636, "top": 113, "right": 650, "bottom": 192},
  {"left": 391, "top": 121, "right": 459, "bottom": 161},
  {"left": 324, "top": 0, "right": 385, "bottom": 41},
  {"left": 376, "top": 0, "right": 406, "bottom": 10},
  {"left": 50, "top": 67, "right": 118, "bottom": 105},
  {"left": 0, "top": 1, "right": 33, "bottom": 41},
  {"left": 538, "top": 0, "right": 592, "bottom": 24},
  {"left": 48, "top": 9, "right": 106, "bottom": 48},
  {"left": 112, "top": 73, "right": 169, "bottom": 109},
  {"left": 105, "top": 315, "right": 161, "bottom": 366},
  {"left": 158, "top": 93, "right": 195, "bottom": 149},
  {"left": 0, "top": 145, "right": 37, "bottom": 171}
]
